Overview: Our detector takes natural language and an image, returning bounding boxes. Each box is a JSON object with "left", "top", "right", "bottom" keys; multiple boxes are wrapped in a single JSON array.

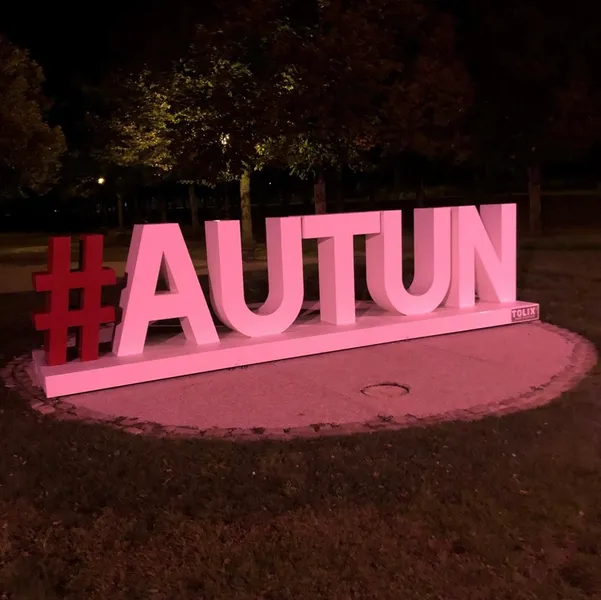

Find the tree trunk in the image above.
[
  {"left": 278, "top": 170, "right": 289, "bottom": 216},
  {"left": 116, "top": 193, "right": 125, "bottom": 231},
  {"left": 313, "top": 169, "right": 326, "bottom": 214},
  {"left": 188, "top": 183, "right": 200, "bottom": 234},
  {"left": 302, "top": 191, "right": 312, "bottom": 214},
  {"left": 393, "top": 160, "right": 402, "bottom": 200},
  {"left": 239, "top": 169, "right": 254, "bottom": 255},
  {"left": 132, "top": 196, "right": 141, "bottom": 224},
  {"left": 368, "top": 178, "right": 377, "bottom": 206},
  {"left": 416, "top": 182, "right": 426, "bottom": 208},
  {"left": 528, "top": 165, "right": 542, "bottom": 236},
  {"left": 472, "top": 169, "right": 481, "bottom": 204},
  {"left": 158, "top": 196, "right": 168, "bottom": 223},
  {"left": 142, "top": 197, "right": 151, "bottom": 223},
  {"left": 335, "top": 166, "right": 345, "bottom": 213},
  {"left": 220, "top": 185, "right": 230, "bottom": 219}
]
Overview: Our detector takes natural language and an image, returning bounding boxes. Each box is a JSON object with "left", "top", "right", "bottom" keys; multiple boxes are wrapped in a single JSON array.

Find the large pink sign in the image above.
[{"left": 32, "top": 204, "right": 539, "bottom": 398}]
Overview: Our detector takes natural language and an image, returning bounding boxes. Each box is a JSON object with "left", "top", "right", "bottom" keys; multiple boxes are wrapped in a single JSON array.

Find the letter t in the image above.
[{"left": 301, "top": 212, "right": 381, "bottom": 325}]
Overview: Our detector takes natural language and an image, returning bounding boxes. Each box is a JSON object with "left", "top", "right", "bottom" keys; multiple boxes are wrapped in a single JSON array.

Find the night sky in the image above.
[{"left": 1, "top": 2, "right": 157, "bottom": 89}]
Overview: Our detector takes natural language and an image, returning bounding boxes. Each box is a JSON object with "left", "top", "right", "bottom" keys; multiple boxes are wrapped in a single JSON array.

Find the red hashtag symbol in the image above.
[{"left": 33, "top": 235, "right": 117, "bottom": 366}]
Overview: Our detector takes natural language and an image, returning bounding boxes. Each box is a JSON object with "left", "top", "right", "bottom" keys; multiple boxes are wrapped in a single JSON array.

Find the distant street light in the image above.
[{"left": 98, "top": 177, "right": 105, "bottom": 185}]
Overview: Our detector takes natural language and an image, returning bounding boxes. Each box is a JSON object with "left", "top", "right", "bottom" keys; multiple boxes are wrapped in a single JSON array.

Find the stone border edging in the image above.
[{"left": 1, "top": 322, "right": 597, "bottom": 442}]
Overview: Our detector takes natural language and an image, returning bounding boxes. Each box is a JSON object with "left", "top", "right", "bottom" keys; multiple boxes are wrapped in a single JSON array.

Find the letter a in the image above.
[
  {"left": 112, "top": 224, "right": 219, "bottom": 357},
  {"left": 366, "top": 208, "right": 451, "bottom": 315},
  {"left": 205, "top": 217, "right": 304, "bottom": 337}
]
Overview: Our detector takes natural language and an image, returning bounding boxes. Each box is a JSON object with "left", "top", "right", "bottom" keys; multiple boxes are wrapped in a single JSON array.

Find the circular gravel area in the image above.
[{"left": 2, "top": 322, "right": 597, "bottom": 441}]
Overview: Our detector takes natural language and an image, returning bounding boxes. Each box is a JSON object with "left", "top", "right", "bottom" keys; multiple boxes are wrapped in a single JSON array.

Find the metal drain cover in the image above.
[{"left": 361, "top": 382, "right": 410, "bottom": 398}]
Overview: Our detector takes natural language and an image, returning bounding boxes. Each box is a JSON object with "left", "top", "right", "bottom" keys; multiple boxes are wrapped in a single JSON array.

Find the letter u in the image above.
[
  {"left": 205, "top": 217, "right": 304, "bottom": 336},
  {"left": 365, "top": 208, "right": 451, "bottom": 315}
]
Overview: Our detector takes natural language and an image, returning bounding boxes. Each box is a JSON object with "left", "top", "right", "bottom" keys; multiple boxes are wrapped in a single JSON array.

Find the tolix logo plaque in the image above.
[{"left": 511, "top": 305, "right": 539, "bottom": 323}]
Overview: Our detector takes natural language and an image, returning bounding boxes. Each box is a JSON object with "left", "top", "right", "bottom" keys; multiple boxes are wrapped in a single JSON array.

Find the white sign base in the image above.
[{"left": 33, "top": 300, "right": 540, "bottom": 398}]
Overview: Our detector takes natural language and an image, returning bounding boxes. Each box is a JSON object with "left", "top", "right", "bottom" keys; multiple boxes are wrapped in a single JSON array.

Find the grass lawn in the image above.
[{"left": 1, "top": 235, "right": 601, "bottom": 599}]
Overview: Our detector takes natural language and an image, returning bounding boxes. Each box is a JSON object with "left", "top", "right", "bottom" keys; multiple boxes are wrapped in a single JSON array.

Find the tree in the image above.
[
  {"left": 454, "top": 0, "right": 601, "bottom": 234},
  {"left": 377, "top": 10, "right": 473, "bottom": 206},
  {"left": 92, "top": 63, "right": 261, "bottom": 241},
  {"left": 165, "top": 7, "right": 301, "bottom": 247},
  {"left": 258, "top": 1, "right": 473, "bottom": 212},
  {"left": 92, "top": 0, "right": 297, "bottom": 249},
  {"left": 0, "top": 35, "right": 65, "bottom": 199},
  {"left": 54, "top": 75, "right": 163, "bottom": 231},
  {"left": 253, "top": 0, "right": 400, "bottom": 213},
  {"left": 91, "top": 0, "right": 475, "bottom": 236}
]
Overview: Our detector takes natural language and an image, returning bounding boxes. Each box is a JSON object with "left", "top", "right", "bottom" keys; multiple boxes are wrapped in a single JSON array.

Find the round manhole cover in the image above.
[{"left": 361, "top": 382, "right": 410, "bottom": 398}]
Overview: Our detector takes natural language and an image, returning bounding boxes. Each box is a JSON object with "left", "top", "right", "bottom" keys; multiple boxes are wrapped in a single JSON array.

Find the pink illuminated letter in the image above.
[
  {"left": 365, "top": 208, "right": 451, "bottom": 315},
  {"left": 302, "top": 212, "right": 381, "bottom": 325},
  {"left": 112, "top": 224, "right": 219, "bottom": 356},
  {"left": 205, "top": 217, "right": 304, "bottom": 337},
  {"left": 445, "top": 204, "right": 517, "bottom": 308}
]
